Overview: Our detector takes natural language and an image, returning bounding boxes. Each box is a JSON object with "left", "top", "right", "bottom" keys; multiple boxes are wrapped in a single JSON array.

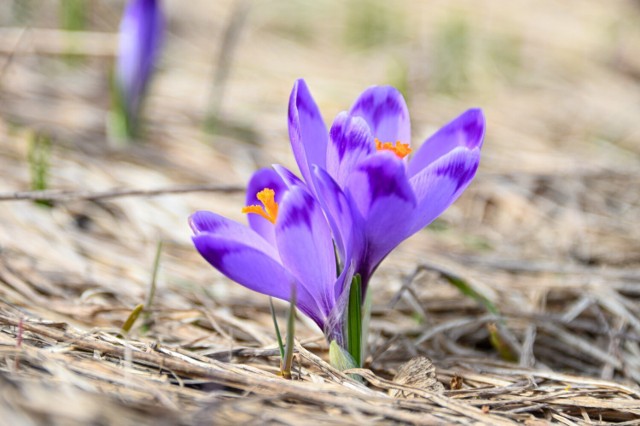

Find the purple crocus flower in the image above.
[
  {"left": 116, "top": 0, "right": 164, "bottom": 129},
  {"left": 190, "top": 167, "right": 353, "bottom": 344},
  {"left": 288, "top": 79, "right": 485, "bottom": 290}
]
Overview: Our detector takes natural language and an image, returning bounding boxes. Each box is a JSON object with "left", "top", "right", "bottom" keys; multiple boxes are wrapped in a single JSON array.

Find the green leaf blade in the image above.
[{"left": 346, "top": 274, "right": 362, "bottom": 367}]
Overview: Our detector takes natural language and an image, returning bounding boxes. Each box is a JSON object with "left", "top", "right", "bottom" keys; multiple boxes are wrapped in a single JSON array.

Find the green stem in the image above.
[
  {"left": 346, "top": 274, "right": 362, "bottom": 367},
  {"left": 360, "top": 285, "right": 373, "bottom": 365},
  {"left": 141, "top": 240, "right": 163, "bottom": 332},
  {"left": 269, "top": 298, "right": 285, "bottom": 359},
  {"left": 282, "top": 286, "right": 296, "bottom": 379}
]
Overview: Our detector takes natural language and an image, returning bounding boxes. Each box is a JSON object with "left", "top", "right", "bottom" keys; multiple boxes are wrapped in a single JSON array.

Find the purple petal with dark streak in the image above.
[
  {"left": 349, "top": 86, "right": 410, "bottom": 144},
  {"left": 189, "top": 210, "right": 277, "bottom": 260},
  {"left": 408, "top": 147, "right": 481, "bottom": 235},
  {"left": 408, "top": 108, "right": 485, "bottom": 178},
  {"left": 312, "top": 166, "right": 361, "bottom": 267},
  {"left": 345, "top": 153, "right": 416, "bottom": 275},
  {"left": 272, "top": 164, "right": 307, "bottom": 189},
  {"left": 276, "top": 186, "right": 336, "bottom": 318},
  {"left": 192, "top": 234, "right": 324, "bottom": 328},
  {"left": 288, "top": 79, "right": 328, "bottom": 187},
  {"left": 326, "top": 112, "right": 375, "bottom": 188}
]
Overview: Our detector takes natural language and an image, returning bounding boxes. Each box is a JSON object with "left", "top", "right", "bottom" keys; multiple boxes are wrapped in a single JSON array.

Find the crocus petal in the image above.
[
  {"left": 275, "top": 186, "right": 336, "bottom": 317},
  {"left": 408, "top": 147, "right": 481, "bottom": 235},
  {"left": 246, "top": 168, "right": 286, "bottom": 248},
  {"left": 312, "top": 166, "right": 363, "bottom": 300},
  {"left": 349, "top": 86, "right": 411, "bottom": 144},
  {"left": 326, "top": 112, "right": 375, "bottom": 188},
  {"left": 192, "top": 234, "right": 324, "bottom": 327},
  {"left": 312, "top": 165, "right": 361, "bottom": 267},
  {"left": 408, "top": 108, "right": 485, "bottom": 178},
  {"left": 323, "top": 261, "right": 356, "bottom": 345},
  {"left": 117, "top": 0, "right": 164, "bottom": 115},
  {"left": 272, "top": 164, "right": 307, "bottom": 189},
  {"left": 189, "top": 210, "right": 277, "bottom": 260},
  {"left": 345, "top": 153, "right": 416, "bottom": 276},
  {"left": 288, "top": 79, "right": 328, "bottom": 187}
]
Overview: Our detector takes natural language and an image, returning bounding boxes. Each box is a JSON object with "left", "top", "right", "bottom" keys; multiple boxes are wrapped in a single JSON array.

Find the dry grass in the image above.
[{"left": 1, "top": 0, "right": 640, "bottom": 424}]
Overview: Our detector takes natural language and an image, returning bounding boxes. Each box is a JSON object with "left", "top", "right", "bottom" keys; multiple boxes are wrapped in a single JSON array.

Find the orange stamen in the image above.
[
  {"left": 375, "top": 138, "right": 412, "bottom": 159},
  {"left": 242, "top": 188, "right": 279, "bottom": 224}
]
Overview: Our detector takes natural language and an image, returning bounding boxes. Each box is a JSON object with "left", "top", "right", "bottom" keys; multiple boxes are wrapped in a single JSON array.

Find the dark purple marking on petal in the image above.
[
  {"left": 349, "top": 86, "right": 410, "bottom": 144},
  {"left": 276, "top": 186, "right": 337, "bottom": 318},
  {"left": 189, "top": 210, "right": 277, "bottom": 259},
  {"left": 435, "top": 151, "right": 480, "bottom": 192},
  {"left": 330, "top": 112, "right": 374, "bottom": 159},
  {"left": 408, "top": 147, "right": 481, "bottom": 236},
  {"left": 277, "top": 188, "right": 314, "bottom": 230},
  {"left": 326, "top": 112, "right": 375, "bottom": 188},
  {"left": 272, "top": 164, "right": 306, "bottom": 189},
  {"left": 312, "top": 165, "right": 363, "bottom": 268},
  {"left": 352, "top": 90, "right": 404, "bottom": 122},
  {"left": 293, "top": 83, "right": 322, "bottom": 121},
  {"left": 345, "top": 154, "right": 416, "bottom": 280},
  {"left": 192, "top": 234, "right": 325, "bottom": 328},
  {"left": 364, "top": 154, "right": 415, "bottom": 204},
  {"left": 288, "top": 79, "right": 328, "bottom": 187},
  {"left": 408, "top": 108, "right": 485, "bottom": 178}
]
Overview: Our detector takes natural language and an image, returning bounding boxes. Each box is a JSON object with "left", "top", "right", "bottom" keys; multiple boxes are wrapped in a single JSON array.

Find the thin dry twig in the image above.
[{"left": 0, "top": 184, "right": 245, "bottom": 202}]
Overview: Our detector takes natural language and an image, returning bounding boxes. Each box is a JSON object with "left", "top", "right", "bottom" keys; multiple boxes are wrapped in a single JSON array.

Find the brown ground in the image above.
[{"left": 1, "top": 0, "right": 640, "bottom": 424}]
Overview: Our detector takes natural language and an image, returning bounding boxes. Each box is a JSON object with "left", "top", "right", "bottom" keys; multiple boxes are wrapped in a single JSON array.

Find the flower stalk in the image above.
[{"left": 346, "top": 274, "right": 362, "bottom": 367}]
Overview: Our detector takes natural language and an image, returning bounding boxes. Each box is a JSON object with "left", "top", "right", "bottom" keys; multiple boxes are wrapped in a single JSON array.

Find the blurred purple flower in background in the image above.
[
  {"left": 190, "top": 168, "right": 354, "bottom": 344},
  {"left": 114, "top": 0, "right": 164, "bottom": 138},
  {"left": 288, "top": 79, "right": 485, "bottom": 291}
]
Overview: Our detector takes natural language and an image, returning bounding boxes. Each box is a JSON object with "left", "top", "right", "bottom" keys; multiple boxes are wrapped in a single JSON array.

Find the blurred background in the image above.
[
  {"left": 2, "top": 0, "right": 639, "bottom": 261},
  {"left": 1, "top": 0, "right": 640, "bottom": 377}
]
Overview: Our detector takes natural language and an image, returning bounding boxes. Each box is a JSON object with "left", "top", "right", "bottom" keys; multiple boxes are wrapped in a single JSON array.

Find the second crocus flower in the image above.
[
  {"left": 112, "top": 0, "right": 164, "bottom": 141},
  {"left": 288, "top": 79, "right": 485, "bottom": 291},
  {"left": 190, "top": 167, "right": 354, "bottom": 345}
]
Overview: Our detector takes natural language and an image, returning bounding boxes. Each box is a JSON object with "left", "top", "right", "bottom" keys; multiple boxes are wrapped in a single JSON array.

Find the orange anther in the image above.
[
  {"left": 375, "top": 138, "right": 412, "bottom": 159},
  {"left": 242, "top": 188, "right": 279, "bottom": 224}
]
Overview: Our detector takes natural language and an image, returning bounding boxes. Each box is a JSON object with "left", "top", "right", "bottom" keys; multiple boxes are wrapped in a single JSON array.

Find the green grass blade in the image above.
[
  {"left": 28, "top": 132, "right": 52, "bottom": 208},
  {"left": 488, "top": 323, "right": 517, "bottom": 362},
  {"left": 437, "top": 266, "right": 517, "bottom": 361},
  {"left": 346, "top": 274, "right": 362, "bottom": 367},
  {"left": 441, "top": 272, "right": 499, "bottom": 316},
  {"left": 60, "top": 0, "right": 86, "bottom": 32},
  {"left": 120, "top": 303, "right": 144, "bottom": 337},
  {"left": 142, "top": 240, "right": 163, "bottom": 332},
  {"left": 360, "top": 285, "right": 373, "bottom": 366},
  {"left": 269, "top": 298, "right": 285, "bottom": 360},
  {"left": 281, "top": 286, "right": 296, "bottom": 379}
]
